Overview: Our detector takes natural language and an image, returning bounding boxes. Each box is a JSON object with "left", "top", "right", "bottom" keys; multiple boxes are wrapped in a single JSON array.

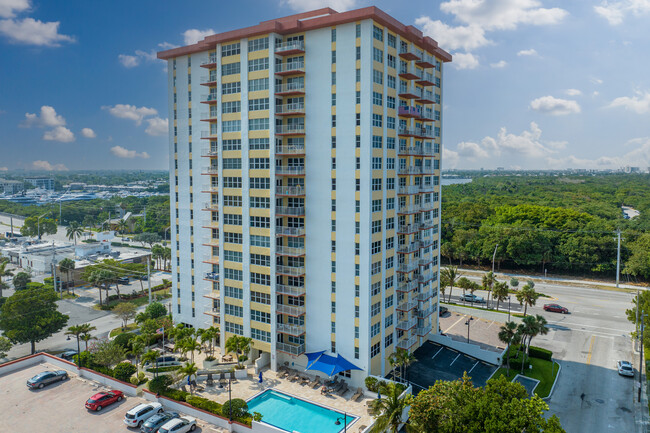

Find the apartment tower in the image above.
[{"left": 158, "top": 6, "right": 451, "bottom": 385}]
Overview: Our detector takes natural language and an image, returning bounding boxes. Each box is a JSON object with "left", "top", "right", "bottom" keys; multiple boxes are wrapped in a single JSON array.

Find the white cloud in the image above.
[
  {"left": 591, "top": 77, "right": 603, "bottom": 84},
  {"left": 118, "top": 49, "right": 158, "bottom": 68},
  {"left": 32, "top": 160, "right": 68, "bottom": 171},
  {"left": 565, "top": 88, "right": 582, "bottom": 96},
  {"left": 414, "top": 17, "right": 490, "bottom": 52},
  {"left": 607, "top": 91, "right": 650, "bottom": 114},
  {"left": 21, "top": 105, "right": 66, "bottom": 128},
  {"left": 530, "top": 96, "right": 581, "bottom": 115},
  {"left": 102, "top": 104, "right": 158, "bottom": 125},
  {"left": 439, "top": 0, "right": 568, "bottom": 31},
  {"left": 0, "top": 0, "right": 29, "bottom": 18},
  {"left": 457, "top": 141, "right": 489, "bottom": 158},
  {"left": 547, "top": 137, "right": 650, "bottom": 169},
  {"left": 110, "top": 145, "right": 150, "bottom": 159},
  {"left": 490, "top": 60, "right": 508, "bottom": 68},
  {"left": 81, "top": 127, "right": 96, "bottom": 138},
  {"left": 281, "top": 0, "right": 358, "bottom": 12},
  {"left": 594, "top": 0, "right": 650, "bottom": 25},
  {"left": 0, "top": 17, "right": 74, "bottom": 46},
  {"left": 453, "top": 52, "right": 479, "bottom": 70},
  {"left": 0, "top": 166, "right": 8, "bottom": 171},
  {"left": 182, "top": 28, "right": 215, "bottom": 45},
  {"left": 517, "top": 48, "right": 538, "bottom": 56},
  {"left": 443, "top": 147, "right": 460, "bottom": 169},
  {"left": 43, "top": 125, "right": 74, "bottom": 142},
  {"left": 144, "top": 117, "right": 168, "bottom": 136},
  {"left": 158, "top": 41, "right": 178, "bottom": 50}
]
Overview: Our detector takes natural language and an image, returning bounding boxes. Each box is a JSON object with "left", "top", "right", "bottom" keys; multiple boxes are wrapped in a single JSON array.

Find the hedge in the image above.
[
  {"left": 528, "top": 346, "right": 553, "bottom": 361},
  {"left": 113, "top": 362, "right": 138, "bottom": 382}
]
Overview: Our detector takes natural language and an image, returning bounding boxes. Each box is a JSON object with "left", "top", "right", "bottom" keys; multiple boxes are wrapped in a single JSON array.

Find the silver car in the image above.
[
  {"left": 617, "top": 360, "right": 634, "bottom": 377},
  {"left": 26, "top": 370, "right": 69, "bottom": 389}
]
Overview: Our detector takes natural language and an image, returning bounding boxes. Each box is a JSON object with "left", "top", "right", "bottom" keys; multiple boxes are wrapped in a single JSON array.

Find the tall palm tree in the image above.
[
  {"left": 117, "top": 219, "right": 128, "bottom": 235},
  {"left": 440, "top": 266, "right": 460, "bottom": 303},
  {"left": 58, "top": 258, "right": 76, "bottom": 295},
  {"left": 129, "top": 338, "right": 146, "bottom": 372},
  {"left": 180, "top": 362, "right": 199, "bottom": 394},
  {"left": 225, "top": 335, "right": 252, "bottom": 368},
  {"left": 369, "top": 382, "right": 410, "bottom": 433},
  {"left": 182, "top": 336, "right": 202, "bottom": 364},
  {"left": 482, "top": 271, "right": 497, "bottom": 309},
  {"left": 151, "top": 245, "right": 163, "bottom": 270},
  {"left": 515, "top": 282, "right": 539, "bottom": 317},
  {"left": 82, "top": 215, "right": 96, "bottom": 233},
  {"left": 163, "top": 247, "right": 171, "bottom": 271},
  {"left": 526, "top": 315, "right": 549, "bottom": 356},
  {"left": 492, "top": 281, "right": 509, "bottom": 312},
  {"left": 518, "top": 316, "right": 538, "bottom": 373},
  {"left": 66, "top": 222, "right": 84, "bottom": 245},
  {"left": 80, "top": 334, "right": 96, "bottom": 353},
  {"left": 65, "top": 325, "right": 85, "bottom": 367},
  {"left": 200, "top": 326, "right": 219, "bottom": 357},
  {"left": 456, "top": 277, "right": 472, "bottom": 304},
  {"left": 79, "top": 323, "right": 97, "bottom": 352},
  {"left": 0, "top": 259, "right": 13, "bottom": 298},
  {"left": 498, "top": 321, "right": 518, "bottom": 374}
]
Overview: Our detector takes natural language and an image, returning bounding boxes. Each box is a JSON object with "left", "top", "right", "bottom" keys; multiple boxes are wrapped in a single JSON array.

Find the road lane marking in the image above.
[
  {"left": 450, "top": 353, "right": 461, "bottom": 366},
  {"left": 587, "top": 336, "right": 596, "bottom": 365},
  {"left": 431, "top": 346, "right": 444, "bottom": 360},
  {"left": 467, "top": 361, "right": 479, "bottom": 374}
]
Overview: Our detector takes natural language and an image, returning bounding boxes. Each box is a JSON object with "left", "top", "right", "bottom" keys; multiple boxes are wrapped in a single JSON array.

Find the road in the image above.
[{"left": 444, "top": 275, "right": 637, "bottom": 433}]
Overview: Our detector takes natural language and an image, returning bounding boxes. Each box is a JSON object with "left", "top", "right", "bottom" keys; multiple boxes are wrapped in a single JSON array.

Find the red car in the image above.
[
  {"left": 85, "top": 390, "right": 124, "bottom": 411},
  {"left": 543, "top": 304, "right": 569, "bottom": 314}
]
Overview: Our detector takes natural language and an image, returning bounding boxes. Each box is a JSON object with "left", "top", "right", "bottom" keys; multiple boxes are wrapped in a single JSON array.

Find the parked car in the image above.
[
  {"left": 26, "top": 370, "right": 69, "bottom": 389},
  {"left": 543, "top": 304, "right": 569, "bottom": 314},
  {"left": 117, "top": 276, "right": 130, "bottom": 284},
  {"left": 124, "top": 402, "right": 163, "bottom": 428},
  {"left": 85, "top": 390, "right": 124, "bottom": 411},
  {"left": 140, "top": 412, "right": 179, "bottom": 433},
  {"left": 143, "top": 355, "right": 181, "bottom": 369},
  {"left": 58, "top": 350, "right": 78, "bottom": 361},
  {"left": 439, "top": 306, "right": 448, "bottom": 316},
  {"left": 158, "top": 416, "right": 197, "bottom": 433},
  {"left": 617, "top": 360, "right": 634, "bottom": 377},
  {"left": 461, "top": 293, "right": 485, "bottom": 303}
]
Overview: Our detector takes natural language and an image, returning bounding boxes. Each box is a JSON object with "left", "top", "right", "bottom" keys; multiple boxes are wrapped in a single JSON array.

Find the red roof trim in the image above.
[{"left": 157, "top": 6, "right": 451, "bottom": 62}]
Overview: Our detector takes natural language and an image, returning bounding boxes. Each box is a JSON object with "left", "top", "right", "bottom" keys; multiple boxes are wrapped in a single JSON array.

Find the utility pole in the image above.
[
  {"left": 616, "top": 229, "right": 621, "bottom": 288},
  {"left": 147, "top": 259, "right": 152, "bottom": 304},
  {"left": 639, "top": 312, "right": 645, "bottom": 403},
  {"left": 143, "top": 205, "right": 147, "bottom": 226},
  {"left": 637, "top": 289, "right": 640, "bottom": 346},
  {"left": 491, "top": 243, "right": 498, "bottom": 274},
  {"left": 10, "top": 216, "right": 13, "bottom": 236}
]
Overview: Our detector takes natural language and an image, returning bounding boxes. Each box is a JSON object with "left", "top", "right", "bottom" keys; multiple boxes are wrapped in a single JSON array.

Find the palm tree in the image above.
[
  {"left": 498, "top": 321, "right": 518, "bottom": 374},
  {"left": 163, "top": 247, "right": 171, "bottom": 271},
  {"left": 66, "top": 222, "right": 84, "bottom": 245},
  {"left": 456, "top": 277, "right": 472, "bottom": 304},
  {"left": 515, "top": 282, "right": 539, "bottom": 317},
  {"left": 182, "top": 336, "right": 202, "bottom": 364},
  {"left": 526, "top": 315, "right": 549, "bottom": 356},
  {"left": 151, "top": 245, "right": 164, "bottom": 270},
  {"left": 129, "top": 338, "right": 146, "bottom": 372},
  {"left": 142, "top": 350, "right": 159, "bottom": 376},
  {"left": 492, "top": 281, "right": 509, "bottom": 312},
  {"left": 65, "top": 325, "right": 85, "bottom": 367},
  {"left": 79, "top": 323, "right": 97, "bottom": 352},
  {"left": 369, "top": 382, "right": 410, "bottom": 433},
  {"left": 482, "top": 271, "right": 497, "bottom": 309},
  {"left": 389, "top": 348, "right": 415, "bottom": 383},
  {"left": 80, "top": 334, "right": 96, "bottom": 353},
  {"left": 225, "top": 335, "right": 252, "bottom": 368},
  {"left": 440, "top": 266, "right": 460, "bottom": 303},
  {"left": 0, "top": 259, "right": 13, "bottom": 298},
  {"left": 117, "top": 219, "right": 128, "bottom": 235},
  {"left": 58, "top": 258, "right": 75, "bottom": 294},
  {"left": 518, "top": 316, "right": 538, "bottom": 373},
  {"left": 180, "top": 362, "right": 199, "bottom": 394},
  {"left": 200, "top": 326, "right": 219, "bottom": 357},
  {"left": 82, "top": 215, "right": 96, "bottom": 234}
]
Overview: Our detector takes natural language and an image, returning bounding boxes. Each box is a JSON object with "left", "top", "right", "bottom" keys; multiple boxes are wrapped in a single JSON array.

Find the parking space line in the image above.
[
  {"left": 587, "top": 335, "right": 596, "bottom": 365},
  {"left": 450, "top": 353, "right": 461, "bottom": 366},
  {"left": 467, "top": 361, "right": 479, "bottom": 375},
  {"left": 431, "top": 346, "right": 444, "bottom": 359}
]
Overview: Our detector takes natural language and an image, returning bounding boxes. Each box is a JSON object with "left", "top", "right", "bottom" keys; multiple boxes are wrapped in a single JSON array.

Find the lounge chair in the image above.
[
  {"left": 300, "top": 375, "right": 311, "bottom": 385},
  {"left": 280, "top": 370, "right": 290, "bottom": 379},
  {"left": 310, "top": 376, "right": 321, "bottom": 388},
  {"left": 336, "top": 382, "right": 349, "bottom": 396},
  {"left": 333, "top": 381, "right": 345, "bottom": 393},
  {"left": 351, "top": 387, "right": 363, "bottom": 401},
  {"left": 289, "top": 372, "right": 300, "bottom": 382}
]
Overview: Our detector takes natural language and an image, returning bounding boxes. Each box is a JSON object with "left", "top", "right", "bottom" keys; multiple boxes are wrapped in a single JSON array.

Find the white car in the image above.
[
  {"left": 461, "top": 293, "right": 485, "bottom": 303},
  {"left": 158, "top": 416, "right": 197, "bottom": 433},
  {"left": 123, "top": 402, "right": 163, "bottom": 428},
  {"left": 617, "top": 360, "right": 634, "bottom": 377}
]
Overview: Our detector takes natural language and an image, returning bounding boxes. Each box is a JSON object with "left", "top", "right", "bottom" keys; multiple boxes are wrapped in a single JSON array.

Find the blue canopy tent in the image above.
[{"left": 305, "top": 351, "right": 362, "bottom": 376}]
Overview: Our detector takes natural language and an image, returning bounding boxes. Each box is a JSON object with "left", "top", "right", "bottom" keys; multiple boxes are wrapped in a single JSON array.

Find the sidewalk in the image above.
[{"left": 443, "top": 302, "right": 522, "bottom": 324}]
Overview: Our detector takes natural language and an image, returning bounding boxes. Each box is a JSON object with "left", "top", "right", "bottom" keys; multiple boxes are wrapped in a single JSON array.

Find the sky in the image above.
[{"left": 0, "top": 0, "right": 649, "bottom": 171}]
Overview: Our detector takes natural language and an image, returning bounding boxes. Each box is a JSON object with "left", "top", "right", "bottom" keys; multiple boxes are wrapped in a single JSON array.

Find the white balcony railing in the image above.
[{"left": 276, "top": 304, "right": 306, "bottom": 316}]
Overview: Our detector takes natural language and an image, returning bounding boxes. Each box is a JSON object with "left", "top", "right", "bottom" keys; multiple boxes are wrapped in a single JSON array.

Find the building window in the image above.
[
  {"left": 387, "top": 54, "right": 395, "bottom": 69},
  {"left": 251, "top": 272, "right": 271, "bottom": 286},
  {"left": 371, "top": 322, "right": 380, "bottom": 337},
  {"left": 249, "top": 98, "right": 270, "bottom": 111},
  {"left": 372, "top": 114, "right": 382, "bottom": 127},
  {"left": 251, "top": 291, "right": 271, "bottom": 304},
  {"left": 249, "top": 118, "right": 269, "bottom": 131},
  {"left": 224, "top": 303, "right": 243, "bottom": 317},
  {"left": 373, "top": 25, "right": 383, "bottom": 41},
  {"left": 356, "top": 23, "right": 361, "bottom": 38},
  {"left": 331, "top": 50, "right": 336, "bottom": 64},
  {"left": 387, "top": 75, "right": 396, "bottom": 89},
  {"left": 248, "top": 57, "right": 269, "bottom": 72},
  {"left": 387, "top": 33, "right": 396, "bottom": 48},
  {"left": 224, "top": 286, "right": 243, "bottom": 299},
  {"left": 221, "top": 62, "right": 241, "bottom": 76},
  {"left": 371, "top": 342, "right": 380, "bottom": 357},
  {"left": 373, "top": 47, "right": 383, "bottom": 63},
  {"left": 249, "top": 77, "right": 269, "bottom": 91},
  {"left": 248, "top": 37, "right": 269, "bottom": 52},
  {"left": 251, "top": 328, "right": 271, "bottom": 342},
  {"left": 251, "top": 309, "right": 271, "bottom": 324},
  {"left": 373, "top": 70, "right": 383, "bottom": 85},
  {"left": 373, "top": 91, "right": 383, "bottom": 106},
  {"left": 222, "top": 42, "right": 240, "bottom": 57},
  {"left": 356, "top": 46, "right": 361, "bottom": 60},
  {"left": 356, "top": 68, "right": 361, "bottom": 82},
  {"left": 385, "top": 334, "right": 393, "bottom": 348}
]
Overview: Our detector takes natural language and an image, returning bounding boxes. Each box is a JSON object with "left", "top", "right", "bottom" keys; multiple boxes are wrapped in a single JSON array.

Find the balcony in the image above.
[
  {"left": 397, "top": 317, "right": 418, "bottom": 331},
  {"left": 276, "top": 206, "right": 305, "bottom": 217},
  {"left": 277, "top": 342, "right": 306, "bottom": 355},
  {"left": 203, "top": 255, "right": 219, "bottom": 265},
  {"left": 417, "top": 291, "right": 432, "bottom": 302},
  {"left": 417, "top": 324, "right": 432, "bottom": 337},
  {"left": 277, "top": 323, "right": 306, "bottom": 336},
  {"left": 419, "top": 218, "right": 435, "bottom": 229},
  {"left": 275, "top": 40, "right": 305, "bottom": 55},
  {"left": 276, "top": 304, "right": 306, "bottom": 316},
  {"left": 275, "top": 82, "right": 305, "bottom": 96},
  {"left": 275, "top": 124, "right": 305, "bottom": 135},
  {"left": 201, "top": 130, "right": 218, "bottom": 139},
  {"left": 398, "top": 127, "right": 429, "bottom": 139},
  {"left": 200, "top": 75, "right": 218, "bottom": 86},
  {"left": 398, "top": 241, "right": 420, "bottom": 254},
  {"left": 397, "top": 280, "right": 419, "bottom": 293},
  {"left": 200, "top": 56, "right": 217, "bottom": 68},
  {"left": 419, "top": 110, "right": 435, "bottom": 122},
  {"left": 419, "top": 257, "right": 433, "bottom": 266},
  {"left": 201, "top": 148, "right": 218, "bottom": 157},
  {"left": 275, "top": 144, "right": 305, "bottom": 155},
  {"left": 276, "top": 226, "right": 305, "bottom": 237},
  {"left": 205, "top": 272, "right": 219, "bottom": 282},
  {"left": 397, "top": 334, "right": 418, "bottom": 350},
  {"left": 276, "top": 284, "right": 306, "bottom": 297},
  {"left": 202, "top": 238, "right": 219, "bottom": 247},
  {"left": 397, "top": 299, "right": 418, "bottom": 312},
  {"left": 417, "top": 307, "right": 434, "bottom": 319},
  {"left": 417, "top": 91, "right": 436, "bottom": 105},
  {"left": 200, "top": 111, "right": 218, "bottom": 121},
  {"left": 201, "top": 184, "right": 218, "bottom": 193},
  {"left": 202, "top": 167, "right": 219, "bottom": 175},
  {"left": 397, "top": 261, "right": 419, "bottom": 274},
  {"left": 399, "top": 66, "right": 421, "bottom": 81},
  {"left": 276, "top": 186, "right": 305, "bottom": 196},
  {"left": 398, "top": 106, "right": 421, "bottom": 118},
  {"left": 420, "top": 183, "right": 435, "bottom": 193},
  {"left": 276, "top": 264, "right": 306, "bottom": 276},
  {"left": 275, "top": 246, "right": 306, "bottom": 256},
  {"left": 203, "top": 289, "right": 220, "bottom": 300},
  {"left": 203, "top": 202, "right": 219, "bottom": 211},
  {"left": 204, "top": 307, "right": 220, "bottom": 318},
  {"left": 275, "top": 61, "right": 305, "bottom": 76},
  {"left": 420, "top": 201, "right": 436, "bottom": 211},
  {"left": 275, "top": 166, "right": 305, "bottom": 176},
  {"left": 416, "top": 53, "right": 436, "bottom": 68},
  {"left": 398, "top": 185, "right": 420, "bottom": 195},
  {"left": 417, "top": 72, "right": 435, "bottom": 87},
  {"left": 201, "top": 93, "right": 219, "bottom": 104},
  {"left": 397, "top": 203, "right": 420, "bottom": 214},
  {"left": 399, "top": 46, "right": 421, "bottom": 61},
  {"left": 397, "top": 224, "right": 419, "bottom": 235},
  {"left": 275, "top": 102, "right": 305, "bottom": 116},
  {"left": 417, "top": 272, "right": 436, "bottom": 283},
  {"left": 398, "top": 85, "right": 422, "bottom": 99}
]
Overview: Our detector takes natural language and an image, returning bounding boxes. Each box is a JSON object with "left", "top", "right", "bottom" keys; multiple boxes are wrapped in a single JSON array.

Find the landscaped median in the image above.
[{"left": 494, "top": 345, "right": 560, "bottom": 398}]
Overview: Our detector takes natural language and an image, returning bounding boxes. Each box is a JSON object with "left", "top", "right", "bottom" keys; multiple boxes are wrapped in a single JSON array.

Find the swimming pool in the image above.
[{"left": 247, "top": 389, "right": 355, "bottom": 433}]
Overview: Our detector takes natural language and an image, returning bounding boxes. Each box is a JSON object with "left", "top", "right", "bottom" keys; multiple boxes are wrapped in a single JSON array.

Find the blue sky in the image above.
[{"left": 0, "top": 0, "right": 649, "bottom": 171}]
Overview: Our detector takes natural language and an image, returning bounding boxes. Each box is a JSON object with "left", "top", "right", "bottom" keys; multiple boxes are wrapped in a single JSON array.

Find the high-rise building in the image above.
[{"left": 158, "top": 6, "right": 451, "bottom": 385}]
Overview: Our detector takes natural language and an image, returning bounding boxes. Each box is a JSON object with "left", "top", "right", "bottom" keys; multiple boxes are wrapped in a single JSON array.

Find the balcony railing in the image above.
[
  {"left": 276, "top": 226, "right": 305, "bottom": 236},
  {"left": 398, "top": 106, "right": 421, "bottom": 118},
  {"left": 276, "top": 264, "right": 306, "bottom": 276},
  {"left": 398, "top": 185, "right": 420, "bottom": 195},
  {"left": 275, "top": 144, "right": 305, "bottom": 155},
  {"left": 276, "top": 284, "right": 306, "bottom": 297},
  {"left": 201, "top": 130, "right": 218, "bottom": 139},
  {"left": 201, "top": 148, "right": 218, "bottom": 157},
  {"left": 275, "top": 102, "right": 305, "bottom": 115},
  {"left": 275, "top": 166, "right": 305, "bottom": 175},
  {"left": 417, "top": 291, "right": 432, "bottom": 302},
  {"left": 276, "top": 246, "right": 306, "bottom": 256},
  {"left": 200, "top": 111, "right": 217, "bottom": 121},
  {"left": 200, "top": 75, "right": 218, "bottom": 85},
  {"left": 417, "top": 272, "right": 436, "bottom": 283},
  {"left": 397, "top": 317, "right": 418, "bottom": 331},
  {"left": 275, "top": 62, "right": 305, "bottom": 75},
  {"left": 398, "top": 166, "right": 422, "bottom": 175},
  {"left": 417, "top": 307, "right": 434, "bottom": 319},
  {"left": 398, "top": 203, "right": 420, "bottom": 214},
  {"left": 277, "top": 342, "right": 306, "bottom": 355},
  {"left": 398, "top": 85, "right": 422, "bottom": 99},
  {"left": 202, "top": 93, "right": 219, "bottom": 103},
  {"left": 417, "top": 72, "right": 435, "bottom": 86},
  {"left": 419, "top": 183, "right": 436, "bottom": 193},
  {"left": 416, "top": 53, "right": 436, "bottom": 68},
  {"left": 277, "top": 323, "right": 306, "bottom": 336},
  {"left": 275, "top": 82, "right": 306, "bottom": 95},
  {"left": 397, "top": 334, "right": 418, "bottom": 350},
  {"left": 203, "top": 202, "right": 219, "bottom": 210},
  {"left": 399, "top": 66, "right": 422, "bottom": 80},
  {"left": 276, "top": 206, "right": 305, "bottom": 216},
  {"left": 397, "top": 261, "right": 419, "bottom": 273},
  {"left": 276, "top": 304, "right": 306, "bottom": 316},
  {"left": 397, "top": 299, "right": 418, "bottom": 312},
  {"left": 276, "top": 186, "right": 305, "bottom": 196},
  {"left": 204, "top": 307, "right": 220, "bottom": 317},
  {"left": 203, "top": 255, "right": 219, "bottom": 264},
  {"left": 201, "top": 56, "right": 217, "bottom": 67},
  {"left": 398, "top": 241, "right": 421, "bottom": 254},
  {"left": 399, "top": 45, "right": 421, "bottom": 61},
  {"left": 202, "top": 184, "right": 218, "bottom": 192},
  {"left": 397, "top": 224, "right": 419, "bottom": 235},
  {"left": 417, "top": 324, "right": 432, "bottom": 337},
  {"left": 202, "top": 167, "right": 219, "bottom": 175},
  {"left": 205, "top": 272, "right": 219, "bottom": 281},
  {"left": 275, "top": 40, "right": 305, "bottom": 54},
  {"left": 275, "top": 124, "right": 305, "bottom": 135},
  {"left": 397, "top": 280, "right": 419, "bottom": 293}
]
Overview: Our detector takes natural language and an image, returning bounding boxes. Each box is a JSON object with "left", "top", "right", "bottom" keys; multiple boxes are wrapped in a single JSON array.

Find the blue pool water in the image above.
[{"left": 247, "top": 389, "right": 354, "bottom": 433}]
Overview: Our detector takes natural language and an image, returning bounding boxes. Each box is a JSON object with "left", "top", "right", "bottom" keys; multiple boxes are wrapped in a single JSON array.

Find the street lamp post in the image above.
[
  {"left": 508, "top": 296, "right": 511, "bottom": 322},
  {"left": 334, "top": 412, "right": 348, "bottom": 432},
  {"left": 465, "top": 317, "right": 473, "bottom": 343}
]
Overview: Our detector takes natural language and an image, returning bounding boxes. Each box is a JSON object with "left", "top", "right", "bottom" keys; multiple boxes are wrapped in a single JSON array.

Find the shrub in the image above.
[
  {"left": 528, "top": 346, "right": 553, "bottom": 361},
  {"left": 148, "top": 375, "right": 173, "bottom": 394},
  {"left": 146, "top": 365, "right": 181, "bottom": 373},
  {"left": 113, "top": 362, "right": 137, "bottom": 382},
  {"left": 222, "top": 398, "right": 248, "bottom": 419},
  {"left": 185, "top": 395, "right": 222, "bottom": 414},
  {"left": 73, "top": 351, "right": 94, "bottom": 367},
  {"left": 365, "top": 376, "right": 378, "bottom": 392},
  {"left": 130, "top": 375, "right": 139, "bottom": 385},
  {"left": 113, "top": 332, "right": 136, "bottom": 349},
  {"left": 162, "top": 388, "right": 189, "bottom": 401}
]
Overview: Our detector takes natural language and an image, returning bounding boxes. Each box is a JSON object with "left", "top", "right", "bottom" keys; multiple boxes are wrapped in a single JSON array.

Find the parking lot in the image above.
[
  {"left": 406, "top": 342, "right": 497, "bottom": 394},
  {"left": 0, "top": 362, "right": 207, "bottom": 433}
]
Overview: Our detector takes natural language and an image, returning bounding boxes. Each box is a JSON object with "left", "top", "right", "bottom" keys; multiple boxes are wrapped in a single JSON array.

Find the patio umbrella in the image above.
[{"left": 305, "top": 351, "right": 362, "bottom": 377}]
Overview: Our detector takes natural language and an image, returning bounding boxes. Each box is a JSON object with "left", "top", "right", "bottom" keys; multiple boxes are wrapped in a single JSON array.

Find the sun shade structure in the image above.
[{"left": 305, "top": 351, "right": 362, "bottom": 376}]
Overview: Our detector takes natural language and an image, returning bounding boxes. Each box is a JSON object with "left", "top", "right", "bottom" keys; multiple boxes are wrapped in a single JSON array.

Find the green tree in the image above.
[
  {"left": 66, "top": 221, "right": 84, "bottom": 245},
  {"left": 498, "top": 321, "right": 518, "bottom": 374},
  {"left": 369, "top": 382, "right": 410, "bottom": 433},
  {"left": 117, "top": 219, "right": 129, "bottom": 235},
  {"left": 0, "top": 336, "right": 13, "bottom": 358},
  {"left": 128, "top": 337, "right": 146, "bottom": 371},
  {"left": 180, "top": 362, "right": 199, "bottom": 394},
  {"left": 225, "top": 335, "right": 252, "bottom": 368},
  {"left": 12, "top": 271, "right": 31, "bottom": 290},
  {"left": 388, "top": 348, "right": 415, "bottom": 383},
  {"left": 200, "top": 326, "right": 219, "bottom": 357},
  {"left": 492, "top": 281, "right": 510, "bottom": 312},
  {"left": 113, "top": 302, "right": 137, "bottom": 329},
  {"left": 516, "top": 282, "right": 540, "bottom": 317},
  {"left": 79, "top": 323, "right": 97, "bottom": 352},
  {"left": 91, "top": 338, "right": 126, "bottom": 368},
  {"left": 65, "top": 325, "right": 86, "bottom": 366},
  {"left": 0, "top": 260, "right": 14, "bottom": 298},
  {"left": 482, "top": 271, "right": 497, "bottom": 309},
  {"left": 144, "top": 301, "right": 167, "bottom": 320},
  {"left": 440, "top": 266, "right": 460, "bottom": 303},
  {"left": 0, "top": 287, "right": 69, "bottom": 353},
  {"left": 510, "top": 277, "right": 519, "bottom": 290},
  {"left": 134, "top": 232, "right": 162, "bottom": 249},
  {"left": 151, "top": 244, "right": 164, "bottom": 270},
  {"left": 58, "top": 258, "right": 76, "bottom": 294},
  {"left": 20, "top": 215, "right": 57, "bottom": 239},
  {"left": 623, "top": 233, "right": 650, "bottom": 279}
]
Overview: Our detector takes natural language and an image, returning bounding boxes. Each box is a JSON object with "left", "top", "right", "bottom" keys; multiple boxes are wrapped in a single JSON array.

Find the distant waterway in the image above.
[
  {"left": 622, "top": 206, "right": 640, "bottom": 219},
  {"left": 441, "top": 178, "right": 472, "bottom": 186}
]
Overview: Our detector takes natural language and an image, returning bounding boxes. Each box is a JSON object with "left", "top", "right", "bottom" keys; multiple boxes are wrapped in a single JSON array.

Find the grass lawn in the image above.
[
  {"left": 109, "top": 323, "right": 138, "bottom": 338},
  {"left": 61, "top": 292, "right": 79, "bottom": 300},
  {"left": 94, "top": 288, "right": 171, "bottom": 310},
  {"left": 442, "top": 301, "right": 511, "bottom": 315},
  {"left": 495, "top": 356, "right": 559, "bottom": 398}
]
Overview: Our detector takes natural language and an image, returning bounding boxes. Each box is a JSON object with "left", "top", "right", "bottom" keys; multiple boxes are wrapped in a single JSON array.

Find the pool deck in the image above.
[{"left": 190, "top": 368, "right": 373, "bottom": 432}]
